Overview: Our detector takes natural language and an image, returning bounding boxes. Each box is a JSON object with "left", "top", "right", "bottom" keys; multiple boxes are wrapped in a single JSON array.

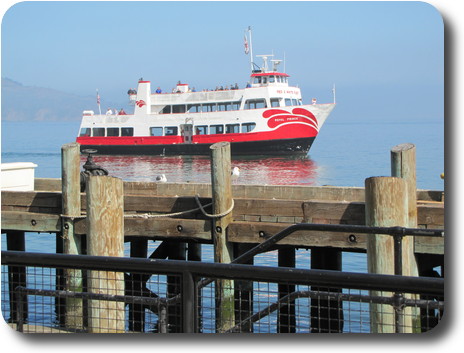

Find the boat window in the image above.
[
  {"left": 92, "top": 128, "right": 105, "bottom": 137},
  {"left": 172, "top": 105, "right": 186, "bottom": 114},
  {"left": 226, "top": 124, "right": 240, "bottom": 134},
  {"left": 121, "top": 127, "right": 134, "bottom": 136},
  {"left": 245, "top": 99, "right": 267, "bottom": 110},
  {"left": 254, "top": 77, "right": 262, "bottom": 84},
  {"left": 160, "top": 105, "right": 171, "bottom": 114},
  {"left": 79, "top": 128, "right": 91, "bottom": 137},
  {"left": 187, "top": 104, "right": 201, "bottom": 113},
  {"left": 195, "top": 125, "right": 208, "bottom": 135},
  {"left": 292, "top": 99, "right": 298, "bottom": 106},
  {"left": 150, "top": 127, "right": 163, "bottom": 136},
  {"left": 202, "top": 103, "right": 216, "bottom": 112},
  {"left": 269, "top": 76, "right": 275, "bottom": 83},
  {"left": 277, "top": 76, "right": 281, "bottom": 83},
  {"left": 262, "top": 77, "right": 267, "bottom": 84},
  {"left": 107, "top": 128, "right": 119, "bottom": 137},
  {"left": 298, "top": 99, "right": 303, "bottom": 105},
  {"left": 241, "top": 123, "right": 256, "bottom": 133},
  {"left": 285, "top": 98, "right": 292, "bottom": 106},
  {"left": 270, "top": 98, "right": 280, "bottom": 107},
  {"left": 164, "top": 126, "right": 178, "bottom": 136},
  {"left": 232, "top": 101, "right": 241, "bottom": 110},
  {"left": 210, "top": 125, "right": 224, "bottom": 134},
  {"left": 218, "top": 103, "right": 230, "bottom": 112}
]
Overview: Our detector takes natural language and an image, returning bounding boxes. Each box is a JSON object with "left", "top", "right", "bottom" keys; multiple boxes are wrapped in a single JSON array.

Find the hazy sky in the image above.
[{"left": 1, "top": 1, "right": 444, "bottom": 123}]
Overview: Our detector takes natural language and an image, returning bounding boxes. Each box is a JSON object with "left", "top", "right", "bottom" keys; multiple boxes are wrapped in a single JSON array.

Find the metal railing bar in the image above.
[
  {"left": 226, "top": 289, "right": 444, "bottom": 333},
  {"left": 2, "top": 251, "right": 444, "bottom": 295}
]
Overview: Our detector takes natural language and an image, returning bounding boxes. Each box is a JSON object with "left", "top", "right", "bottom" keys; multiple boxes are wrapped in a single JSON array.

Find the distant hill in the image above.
[{"left": 1, "top": 78, "right": 118, "bottom": 121}]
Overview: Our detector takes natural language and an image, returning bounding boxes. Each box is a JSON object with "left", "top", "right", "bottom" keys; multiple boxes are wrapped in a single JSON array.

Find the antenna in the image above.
[
  {"left": 256, "top": 54, "right": 273, "bottom": 72},
  {"left": 332, "top": 84, "right": 336, "bottom": 104},
  {"left": 271, "top": 59, "right": 282, "bottom": 72},
  {"left": 284, "top": 52, "right": 286, "bottom": 73}
]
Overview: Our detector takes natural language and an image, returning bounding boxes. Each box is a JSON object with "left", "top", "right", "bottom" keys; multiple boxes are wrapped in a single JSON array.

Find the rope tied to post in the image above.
[
  {"left": 124, "top": 195, "right": 234, "bottom": 219},
  {"left": 60, "top": 195, "right": 234, "bottom": 220}
]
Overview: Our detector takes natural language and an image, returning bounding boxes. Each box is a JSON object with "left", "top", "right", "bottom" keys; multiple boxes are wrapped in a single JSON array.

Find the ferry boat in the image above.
[{"left": 76, "top": 33, "right": 335, "bottom": 156}]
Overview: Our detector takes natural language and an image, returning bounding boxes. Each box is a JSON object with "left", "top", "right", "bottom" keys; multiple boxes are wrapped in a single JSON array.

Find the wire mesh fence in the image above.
[{"left": 1, "top": 251, "right": 443, "bottom": 333}]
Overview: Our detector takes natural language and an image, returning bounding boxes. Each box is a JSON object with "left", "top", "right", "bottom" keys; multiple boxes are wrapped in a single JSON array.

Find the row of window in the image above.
[
  {"left": 252, "top": 75, "right": 288, "bottom": 84},
  {"left": 79, "top": 123, "right": 257, "bottom": 138},
  {"left": 80, "top": 127, "right": 134, "bottom": 137},
  {"left": 159, "top": 97, "right": 302, "bottom": 114}
]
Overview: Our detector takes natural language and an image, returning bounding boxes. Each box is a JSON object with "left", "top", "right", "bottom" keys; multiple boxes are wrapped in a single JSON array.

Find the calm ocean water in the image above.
[
  {"left": 1, "top": 119, "right": 444, "bottom": 332},
  {"left": 1, "top": 119, "right": 444, "bottom": 273}
]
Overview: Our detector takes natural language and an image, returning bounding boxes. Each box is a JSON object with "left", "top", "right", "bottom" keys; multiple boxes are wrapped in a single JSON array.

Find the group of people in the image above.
[
  {"left": 106, "top": 108, "right": 126, "bottom": 115},
  {"left": 132, "top": 81, "right": 251, "bottom": 96}
]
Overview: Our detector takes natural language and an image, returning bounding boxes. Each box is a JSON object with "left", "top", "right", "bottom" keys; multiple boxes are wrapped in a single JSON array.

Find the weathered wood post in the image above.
[
  {"left": 210, "top": 142, "right": 234, "bottom": 332},
  {"left": 61, "top": 142, "right": 83, "bottom": 329},
  {"left": 365, "top": 176, "right": 407, "bottom": 333},
  {"left": 391, "top": 143, "right": 421, "bottom": 332},
  {"left": 86, "top": 175, "right": 125, "bottom": 333}
]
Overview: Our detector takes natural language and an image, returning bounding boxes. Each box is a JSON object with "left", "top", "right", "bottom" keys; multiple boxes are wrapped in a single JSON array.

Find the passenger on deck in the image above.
[
  {"left": 118, "top": 108, "right": 126, "bottom": 115},
  {"left": 106, "top": 108, "right": 112, "bottom": 115},
  {"left": 155, "top": 87, "right": 162, "bottom": 94}
]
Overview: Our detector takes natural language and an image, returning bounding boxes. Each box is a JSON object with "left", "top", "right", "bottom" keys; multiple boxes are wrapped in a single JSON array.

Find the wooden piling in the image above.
[
  {"left": 210, "top": 141, "right": 234, "bottom": 332},
  {"left": 391, "top": 143, "right": 419, "bottom": 275},
  {"left": 61, "top": 142, "right": 83, "bottom": 329},
  {"left": 86, "top": 175, "right": 125, "bottom": 333},
  {"left": 391, "top": 143, "right": 421, "bottom": 332},
  {"left": 365, "top": 176, "right": 407, "bottom": 333}
]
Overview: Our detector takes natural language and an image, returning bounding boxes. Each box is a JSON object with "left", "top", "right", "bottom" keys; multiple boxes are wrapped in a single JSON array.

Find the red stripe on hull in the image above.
[{"left": 76, "top": 123, "right": 318, "bottom": 147}]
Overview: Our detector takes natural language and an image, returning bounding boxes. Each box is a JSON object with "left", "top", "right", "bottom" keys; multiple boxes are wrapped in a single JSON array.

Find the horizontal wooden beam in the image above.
[
  {"left": 1, "top": 210, "right": 443, "bottom": 254},
  {"left": 2, "top": 191, "right": 444, "bottom": 227},
  {"left": 33, "top": 178, "right": 444, "bottom": 202}
]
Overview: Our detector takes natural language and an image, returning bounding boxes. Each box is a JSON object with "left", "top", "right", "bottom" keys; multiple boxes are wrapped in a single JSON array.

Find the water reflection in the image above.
[{"left": 84, "top": 154, "right": 321, "bottom": 185}]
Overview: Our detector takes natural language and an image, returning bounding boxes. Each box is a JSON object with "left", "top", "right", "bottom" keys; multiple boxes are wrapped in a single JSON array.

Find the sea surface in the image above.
[
  {"left": 0, "top": 119, "right": 444, "bottom": 332},
  {"left": 1, "top": 119, "right": 444, "bottom": 272}
]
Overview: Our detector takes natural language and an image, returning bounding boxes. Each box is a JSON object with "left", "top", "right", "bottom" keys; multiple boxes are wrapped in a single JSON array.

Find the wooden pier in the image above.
[{"left": 1, "top": 142, "right": 444, "bottom": 333}]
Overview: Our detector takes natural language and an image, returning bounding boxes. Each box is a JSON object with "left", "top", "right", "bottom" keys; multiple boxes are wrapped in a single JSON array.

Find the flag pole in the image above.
[
  {"left": 248, "top": 26, "right": 254, "bottom": 72},
  {"left": 96, "top": 89, "right": 102, "bottom": 115}
]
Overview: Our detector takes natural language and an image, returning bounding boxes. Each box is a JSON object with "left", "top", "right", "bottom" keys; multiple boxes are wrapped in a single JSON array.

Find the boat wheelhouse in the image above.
[{"left": 77, "top": 43, "right": 335, "bottom": 156}]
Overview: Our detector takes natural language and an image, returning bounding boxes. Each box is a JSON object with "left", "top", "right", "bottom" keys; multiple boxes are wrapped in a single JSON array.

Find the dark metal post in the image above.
[
  {"left": 167, "top": 241, "right": 186, "bottom": 332},
  {"left": 7, "top": 231, "right": 27, "bottom": 324},
  {"left": 310, "top": 248, "right": 344, "bottom": 333},
  {"left": 393, "top": 231, "right": 405, "bottom": 333},
  {"left": 128, "top": 238, "right": 148, "bottom": 332},
  {"left": 15, "top": 286, "right": 25, "bottom": 332},
  {"left": 182, "top": 271, "right": 196, "bottom": 333},
  {"left": 278, "top": 246, "right": 296, "bottom": 333}
]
